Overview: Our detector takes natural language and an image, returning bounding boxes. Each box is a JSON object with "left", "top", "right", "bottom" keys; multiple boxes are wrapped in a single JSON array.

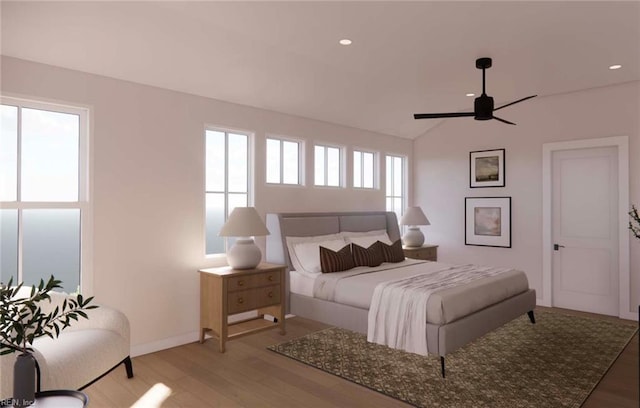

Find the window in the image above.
[
  {"left": 314, "top": 144, "right": 341, "bottom": 187},
  {"left": 0, "top": 98, "right": 89, "bottom": 293},
  {"left": 385, "top": 155, "right": 405, "bottom": 221},
  {"left": 205, "top": 128, "right": 250, "bottom": 255},
  {"left": 353, "top": 150, "right": 375, "bottom": 189},
  {"left": 266, "top": 137, "right": 301, "bottom": 185}
]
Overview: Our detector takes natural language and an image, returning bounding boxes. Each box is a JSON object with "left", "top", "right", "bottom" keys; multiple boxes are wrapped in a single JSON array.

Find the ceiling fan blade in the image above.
[
  {"left": 414, "top": 112, "right": 475, "bottom": 119},
  {"left": 494, "top": 95, "right": 537, "bottom": 111},
  {"left": 492, "top": 116, "right": 516, "bottom": 125}
]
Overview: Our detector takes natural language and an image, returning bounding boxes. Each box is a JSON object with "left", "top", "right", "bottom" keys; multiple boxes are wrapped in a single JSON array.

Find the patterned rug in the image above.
[{"left": 268, "top": 310, "right": 637, "bottom": 408}]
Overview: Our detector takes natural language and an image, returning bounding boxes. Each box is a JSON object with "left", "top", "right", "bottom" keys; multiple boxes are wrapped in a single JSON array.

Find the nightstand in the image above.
[
  {"left": 199, "top": 263, "right": 286, "bottom": 352},
  {"left": 403, "top": 244, "right": 438, "bottom": 261}
]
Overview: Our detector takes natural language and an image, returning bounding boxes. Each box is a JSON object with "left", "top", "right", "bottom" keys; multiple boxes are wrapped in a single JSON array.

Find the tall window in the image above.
[
  {"left": 0, "top": 98, "right": 89, "bottom": 293},
  {"left": 385, "top": 155, "right": 405, "bottom": 221},
  {"left": 205, "top": 129, "right": 250, "bottom": 255},
  {"left": 314, "top": 144, "right": 341, "bottom": 187},
  {"left": 353, "top": 150, "right": 375, "bottom": 189},
  {"left": 266, "top": 137, "right": 301, "bottom": 185}
]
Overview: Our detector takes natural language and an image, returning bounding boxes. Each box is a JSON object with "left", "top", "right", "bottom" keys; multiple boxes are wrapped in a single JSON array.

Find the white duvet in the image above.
[{"left": 367, "top": 263, "right": 516, "bottom": 355}]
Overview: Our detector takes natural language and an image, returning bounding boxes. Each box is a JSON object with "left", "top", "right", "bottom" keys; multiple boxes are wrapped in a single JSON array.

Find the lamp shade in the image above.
[
  {"left": 219, "top": 207, "right": 270, "bottom": 237},
  {"left": 400, "top": 206, "right": 430, "bottom": 226}
]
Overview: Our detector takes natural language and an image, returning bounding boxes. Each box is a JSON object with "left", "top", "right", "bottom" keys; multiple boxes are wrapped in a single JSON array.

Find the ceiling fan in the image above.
[{"left": 414, "top": 58, "right": 537, "bottom": 125}]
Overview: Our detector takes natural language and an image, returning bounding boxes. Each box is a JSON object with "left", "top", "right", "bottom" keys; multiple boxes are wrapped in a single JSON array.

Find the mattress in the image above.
[{"left": 300, "top": 260, "right": 529, "bottom": 325}]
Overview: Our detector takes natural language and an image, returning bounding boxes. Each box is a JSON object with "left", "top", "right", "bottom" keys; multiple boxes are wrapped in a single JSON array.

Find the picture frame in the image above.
[
  {"left": 465, "top": 197, "right": 511, "bottom": 248},
  {"left": 470, "top": 148, "right": 505, "bottom": 188}
]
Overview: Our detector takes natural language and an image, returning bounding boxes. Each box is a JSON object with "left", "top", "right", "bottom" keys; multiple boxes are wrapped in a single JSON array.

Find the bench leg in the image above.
[
  {"left": 440, "top": 356, "right": 446, "bottom": 378},
  {"left": 527, "top": 310, "right": 536, "bottom": 324},
  {"left": 124, "top": 356, "right": 134, "bottom": 379}
]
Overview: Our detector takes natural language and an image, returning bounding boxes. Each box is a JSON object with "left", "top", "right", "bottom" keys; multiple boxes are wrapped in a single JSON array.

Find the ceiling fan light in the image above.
[{"left": 466, "top": 93, "right": 475, "bottom": 97}]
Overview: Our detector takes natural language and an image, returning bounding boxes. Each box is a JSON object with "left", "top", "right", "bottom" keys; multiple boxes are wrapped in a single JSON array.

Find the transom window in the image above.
[
  {"left": 385, "top": 155, "right": 406, "bottom": 222},
  {"left": 205, "top": 128, "right": 250, "bottom": 255},
  {"left": 314, "top": 144, "right": 342, "bottom": 187},
  {"left": 0, "top": 98, "right": 89, "bottom": 293},
  {"left": 353, "top": 150, "right": 375, "bottom": 189},
  {"left": 266, "top": 137, "right": 301, "bottom": 185}
]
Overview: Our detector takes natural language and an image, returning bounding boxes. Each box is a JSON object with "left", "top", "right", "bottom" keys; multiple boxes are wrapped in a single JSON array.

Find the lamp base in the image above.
[
  {"left": 402, "top": 227, "right": 425, "bottom": 248},
  {"left": 227, "top": 238, "right": 262, "bottom": 269}
]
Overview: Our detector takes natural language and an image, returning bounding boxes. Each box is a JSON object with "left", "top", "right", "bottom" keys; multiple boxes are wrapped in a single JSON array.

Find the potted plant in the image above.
[
  {"left": 0, "top": 276, "right": 97, "bottom": 407},
  {"left": 630, "top": 205, "right": 640, "bottom": 240}
]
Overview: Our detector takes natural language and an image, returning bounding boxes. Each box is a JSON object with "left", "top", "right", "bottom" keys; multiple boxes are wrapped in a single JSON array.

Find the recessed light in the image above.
[
  {"left": 609, "top": 64, "right": 622, "bottom": 70},
  {"left": 339, "top": 39, "right": 352, "bottom": 46},
  {"left": 466, "top": 93, "right": 475, "bottom": 97}
]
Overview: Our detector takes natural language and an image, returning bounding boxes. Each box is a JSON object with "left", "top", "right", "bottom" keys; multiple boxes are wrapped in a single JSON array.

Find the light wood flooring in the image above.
[{"left": 85, "top": 308, "right": 638, "bottom": 407}]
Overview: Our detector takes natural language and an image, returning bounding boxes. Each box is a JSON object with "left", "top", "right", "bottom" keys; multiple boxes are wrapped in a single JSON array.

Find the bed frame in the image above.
[{"left": 265, "top": 211, "right": 536, "bottom": 377}]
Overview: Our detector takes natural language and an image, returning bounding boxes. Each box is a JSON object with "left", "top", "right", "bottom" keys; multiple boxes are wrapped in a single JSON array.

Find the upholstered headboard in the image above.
[
  {"left": 266, "top": 211, "right": 400, "bottom": 271},
  {"left": 265, "top": 211, "right": 401, "bottom": 311}
]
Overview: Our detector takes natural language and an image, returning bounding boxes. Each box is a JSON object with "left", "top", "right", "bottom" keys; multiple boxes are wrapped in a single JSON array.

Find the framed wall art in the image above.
[
  {"left": 465, "top": 197, "right": 511, "bottom": 248},
  {"left": 470, "top": 148, "right": 505, "bottom": 188}
]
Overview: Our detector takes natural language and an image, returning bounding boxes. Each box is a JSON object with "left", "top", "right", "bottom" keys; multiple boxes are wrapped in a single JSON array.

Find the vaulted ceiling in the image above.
[{"left": 2, "top": 1, "right": 639, "bottom": 139}]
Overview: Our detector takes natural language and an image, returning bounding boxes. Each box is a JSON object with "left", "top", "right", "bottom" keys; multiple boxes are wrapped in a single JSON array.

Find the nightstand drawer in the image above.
[
  {"left": 403, "top": 245, "right": 438, "bottom": 261},
  {"left": 413, "top": 247, "right": 436, "bottom": 260},
  {"left": 227, "top": 285, "right": 281, "bottom": 314},
  {"left": 227, "top": 271, "right": 280, "bottom": 291}
]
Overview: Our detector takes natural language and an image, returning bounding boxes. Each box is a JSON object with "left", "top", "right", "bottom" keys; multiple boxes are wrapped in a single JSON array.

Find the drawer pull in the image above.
[
  {"left": 268, "top": 292, "right": 273, "bottom": 298},
  {"left": 268, "top": 275, "right": 274, "bottom": 281},
  {"left": 237, "top": 297, "right": 244, "bottom": 304},
  {"left": 238, "top": 280, "right": 245, "bottom": 287}
]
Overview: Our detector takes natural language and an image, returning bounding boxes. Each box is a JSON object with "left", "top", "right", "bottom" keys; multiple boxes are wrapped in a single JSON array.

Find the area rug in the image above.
[{"left": 268, "top": 310, "right": 637, "bottom": 408}]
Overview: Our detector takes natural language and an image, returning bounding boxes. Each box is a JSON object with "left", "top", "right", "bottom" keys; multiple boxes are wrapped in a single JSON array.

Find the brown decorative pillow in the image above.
[
  {"left": 379, "top": 239, "right": 405, "bottom": 263},
  {"left": 352, "top": 242, "right": 384, "bottom": 267},
  {"left": 320, "top": 244, "right": 355, "bottom": 273}
]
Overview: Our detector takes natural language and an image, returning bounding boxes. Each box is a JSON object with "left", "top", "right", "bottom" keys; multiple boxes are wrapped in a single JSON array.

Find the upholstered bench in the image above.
[{"left": 1, "top": 291, "right": 133, "bottom": 396}]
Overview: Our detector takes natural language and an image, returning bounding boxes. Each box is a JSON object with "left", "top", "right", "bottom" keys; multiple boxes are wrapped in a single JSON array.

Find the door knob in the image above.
[{"left": 553, "top": 244, "right": 565, "bottom": 251}]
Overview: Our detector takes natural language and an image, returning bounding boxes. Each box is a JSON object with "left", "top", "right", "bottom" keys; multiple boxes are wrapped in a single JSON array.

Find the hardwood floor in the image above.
[{"left": 85, "top": 309, "right": 638, "bottom": 407}]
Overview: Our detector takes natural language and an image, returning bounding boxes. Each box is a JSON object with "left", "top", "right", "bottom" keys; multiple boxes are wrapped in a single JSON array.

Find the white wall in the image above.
[
  {"left": 0, "top": 56, "right": 413, "bottom": 353},
  {"left": 414, "top": 81, "right": 640, "bottom": 315}
]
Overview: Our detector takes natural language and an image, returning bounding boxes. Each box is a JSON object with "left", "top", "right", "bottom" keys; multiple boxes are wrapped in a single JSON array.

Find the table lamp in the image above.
[
  {"left": 400, "top": 206, "right": 430, "bottom": 247},
  {"left": 219, "top": 207, "right": 270, "bottom": 269}
]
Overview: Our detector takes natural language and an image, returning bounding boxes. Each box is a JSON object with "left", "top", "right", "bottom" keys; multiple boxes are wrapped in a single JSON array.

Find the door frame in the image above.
[{"left": 542, "top": 135, "right": 633, "bottom": 319}]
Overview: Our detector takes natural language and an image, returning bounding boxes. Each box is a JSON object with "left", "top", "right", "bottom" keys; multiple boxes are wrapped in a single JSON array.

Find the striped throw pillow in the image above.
[
  {"left": 352, "top": 242, "right": 384, "bottom": 267},
  {"left": 379, "top": 239, "right": 405, "bottom": 263},
  {"left": 320, "top": 244, "right": 355, "bottom": 273}
]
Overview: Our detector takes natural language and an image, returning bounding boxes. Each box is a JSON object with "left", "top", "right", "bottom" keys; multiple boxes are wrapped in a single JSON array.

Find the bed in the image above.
[{"left": 265, "top": 211, "right": 536, "bottom": 376}]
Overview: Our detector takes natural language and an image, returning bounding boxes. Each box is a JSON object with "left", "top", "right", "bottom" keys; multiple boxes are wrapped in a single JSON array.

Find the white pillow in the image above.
[
  {"left": 293, "top": 239, "right": 347, "bottom": 274},
  {"left": 286, "top": 233, "right": 346, "bottom": 274},
  {"left": 343, "top": 230, "right": 392, "bottom": 248}
]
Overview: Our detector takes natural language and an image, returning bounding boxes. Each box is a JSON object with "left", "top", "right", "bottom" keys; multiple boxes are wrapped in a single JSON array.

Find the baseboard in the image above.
[
  {"left": 131, "top": 313, "right": 291, "bottom": 357},
  {"left": 619, "top": 309, "right": 638, "bottom": 321},
  {"left": 536, "top": 297, "right": 638, "bottom": 322},
  {"left": 131, "top": 331, "right": 200, "bottom": 357},
  {"left": 536, "top": 298, "right": 550, "bottom": 307}
]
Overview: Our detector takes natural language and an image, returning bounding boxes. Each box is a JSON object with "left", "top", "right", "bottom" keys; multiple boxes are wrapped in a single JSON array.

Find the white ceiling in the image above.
[{"left": 2, "top": 1, "right": 639, "bottom": 139}]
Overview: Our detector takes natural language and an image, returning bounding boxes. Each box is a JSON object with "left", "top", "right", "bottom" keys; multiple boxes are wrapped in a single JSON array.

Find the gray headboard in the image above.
[
  {"left": 265, "top": 211, "right": 401, "bottom": 311},
  {"left": 265, "top": 211, "right": 400, "bottom": 271}
]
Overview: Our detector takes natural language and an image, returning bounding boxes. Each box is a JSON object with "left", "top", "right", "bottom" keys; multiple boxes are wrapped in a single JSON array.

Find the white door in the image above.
[{"left": 551, "top": 146, "right": 618, "bottom": 316}]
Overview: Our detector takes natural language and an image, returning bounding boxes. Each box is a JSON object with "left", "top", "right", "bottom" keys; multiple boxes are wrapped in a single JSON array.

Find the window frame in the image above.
[
  {"left": 265, "top": 136, "right": 303, "bottom": 186},
  {"left": 0, "top": 96, "right": 92, "bottom": 294},
  {"left": 204, "top": 126, "right": 253, "bottom": 256},
  {"left": 313, "top": 143, "right": 344, "bottom": 188},
  {"left": 353, "top": 149, "right": 377, "bottom": 189},
  {"left": 385, "top": 154, "right": 407, "bottom": 222}
]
